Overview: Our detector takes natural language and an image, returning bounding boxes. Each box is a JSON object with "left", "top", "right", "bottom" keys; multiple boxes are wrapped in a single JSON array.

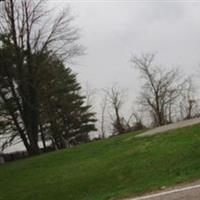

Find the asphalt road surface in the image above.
[
  {"left": 126, "top": 180, "right": 200, "bottom": 200},
  {"left": 136, "top": 118, "right": 200, "bottom": 138}
]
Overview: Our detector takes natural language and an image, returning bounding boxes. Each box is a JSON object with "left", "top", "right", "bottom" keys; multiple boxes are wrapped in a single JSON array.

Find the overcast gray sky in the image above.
[
  {"left": 48, "top": 1, "right": 200, "bottom": 95},
  {"left": 48, "top": 0, "right": 200, "bottom": 135},
  {"left": 4, "top": 0, "right": 200, "bottom": 152},
  {"left": 4, "top": 1, "right": 200, "bottom": 152}
]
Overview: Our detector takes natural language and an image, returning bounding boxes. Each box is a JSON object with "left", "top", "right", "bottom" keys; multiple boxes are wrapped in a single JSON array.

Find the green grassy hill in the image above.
[{"left": 1, "top": 124, "right": 200, "bottom": 200}]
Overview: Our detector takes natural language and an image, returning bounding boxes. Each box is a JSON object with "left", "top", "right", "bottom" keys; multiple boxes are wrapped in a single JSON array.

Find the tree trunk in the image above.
[{"left": 40, "top": 124, "right": 46, "bottom": 150}]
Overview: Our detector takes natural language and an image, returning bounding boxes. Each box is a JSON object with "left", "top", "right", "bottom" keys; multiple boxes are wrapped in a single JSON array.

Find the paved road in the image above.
[
  {"left": 126, "top": 180, "right": 200, "bottom": 200},
  {"left": 136, "top": 118, "right": 200, "bottom": 138}
]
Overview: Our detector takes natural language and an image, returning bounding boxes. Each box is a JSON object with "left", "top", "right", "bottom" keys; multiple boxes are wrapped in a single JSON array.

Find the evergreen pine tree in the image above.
[{"left": 38, "top": 55, "right": 97, "bottom": 149}]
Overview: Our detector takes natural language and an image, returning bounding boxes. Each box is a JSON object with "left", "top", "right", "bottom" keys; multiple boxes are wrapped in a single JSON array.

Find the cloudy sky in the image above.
[
  {"left": 49, "top": 0, "right": 200, "bottom": 94},
  {"left": 4, "top": 1, "right": 200, "bottom": 152},
  {"left": 47, "top": 0, "right": 200, "bottom": 134},
  {"left": 4, "top": 0, "right": 200, "bottom": 152}
]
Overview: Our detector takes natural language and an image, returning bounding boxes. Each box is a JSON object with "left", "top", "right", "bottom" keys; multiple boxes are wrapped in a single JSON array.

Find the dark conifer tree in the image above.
[{"left": 38, "top": 55, "right": 97, "bottom": 149}]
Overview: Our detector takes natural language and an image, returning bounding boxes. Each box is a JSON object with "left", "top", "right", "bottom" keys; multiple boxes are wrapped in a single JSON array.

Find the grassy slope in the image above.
[{"left": 1, "top": 125, "right": 200, "bottom": 200}]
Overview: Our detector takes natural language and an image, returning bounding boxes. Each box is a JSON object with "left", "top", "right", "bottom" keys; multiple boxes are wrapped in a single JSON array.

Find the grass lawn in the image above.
[{"left": 1, "top": 124, "right": 200, "bottom": 200}]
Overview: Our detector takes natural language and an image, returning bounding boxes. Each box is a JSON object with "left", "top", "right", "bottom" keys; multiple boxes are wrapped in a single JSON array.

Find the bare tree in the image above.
[
  {"left": 179, "top": 77, "right": 198, "bottom": 120},
  {"left": 99, "top": 93, "right": 108, "bottom": 138},
  {"left": 0, "top": 0, "right": 83, "bottom": 154},
  {"left": 84, "top": 83, "right": 97, "bottom": 111},
  {"left": 131, "top": 54, "right": 184, "bottom": 127},
  {"left": 125, "top": 107, "right": 146, "bottom": 131},
  {"left": 104, "top": 85, "right": 127, "bottom": 135}
]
